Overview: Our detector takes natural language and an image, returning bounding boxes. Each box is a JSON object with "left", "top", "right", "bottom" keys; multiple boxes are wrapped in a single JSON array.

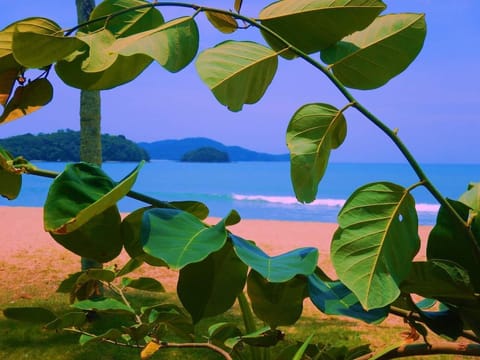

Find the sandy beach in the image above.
[{"left": 0, "top": 206, "right": 432, "bottom": 303}]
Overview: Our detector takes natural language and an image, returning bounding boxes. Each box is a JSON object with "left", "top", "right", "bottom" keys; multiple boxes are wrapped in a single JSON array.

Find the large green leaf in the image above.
[
  {"left": 12, "top": 29, "right": 83, "bottom": 69},
  {"left": 88, "top": 0, "right": 165, "bottom": 38},
  {"left": 110, "top": 17, "right": 199, "bottom": 73},
  {"left": 459, "top": 182, "right": 480, "bottom": 211},
  {"left": 259, "top": 0, "right": 386, "bottom": 58},
  {"left": 177, "top": 242, "right": 248, "bottom": 323},
  {"left": 0, "top": 78, "right": 53, "bottom": 124},
  {"left": 121, "top": 277, "right": 165, "bottom": 292},
  {"left": 286, "top": 103, "right": 347, "bottom": 203},
  {"left": 427, "top": 199, "right": 480, "bottom": 290},
  {"left": 321, "top": 13, "right": 426, "bottom": 89},
  {"left": 247, "top": 270, "right": 307, "bottom": 328},
  {"left": 196, "top": 41, "right": 278, "bottom": 112},
  {"left": 331, "top": 182, "right": 420, "bottom": 310},
  {"left": 44, "top": 161, "right": 142, "bottom": 234},
  {"left": 231, "top": 234, "right": 318, "bottom": 282},
  {"left": 3, "top": 307, "right": 56, "bottom": 324},
  {"left": 71, "top": 297, "right": 135, "bottom": 314},
  {"left": 308, "top": 274, "right": 389, "bottom": 323},
  {"left": 76, "top": 30, "right": 118, "bottom": 73},
  {"left": 141, "top": 209, "right": 231, "bottom": 269},
  {"left": 400, "top": 260, "right": 477, "bottom": 302}
]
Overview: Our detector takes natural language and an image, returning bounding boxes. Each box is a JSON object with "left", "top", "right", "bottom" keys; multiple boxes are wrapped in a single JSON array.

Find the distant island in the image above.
[
  {"left": 181, "top": 147, "right": 230, "bottom": 163},
  {"left": 0, "top": 130, "right": 150, "bottom": 162},
  {"left": 139, "top": 137, "right": 289, "bottom": 162}
]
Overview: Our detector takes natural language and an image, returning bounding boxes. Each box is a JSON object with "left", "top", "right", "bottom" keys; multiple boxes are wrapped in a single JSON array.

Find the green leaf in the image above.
[
  {"left": 234, "top": 0, "right": 243, "bottom": 14},
  {"left": 331, "top": 182, "right": 420, "bottom": 310},
  {"left": 247, "top": 270, "right": 307, "bottom": 328},
  {"left": 459, "top": 182, "right": 480, "bottom": 211},
  {"left": 286, "top": 103, "right": 347, "bottom": 203},
  {"left": 259, "top": 0, "right": 386, "bottom": 58},
  {"left": 110, "top": 17, "right": 199, "bottom": 73},
  {"left": 57, "top": 272, "right": 83, "bottom": 293},
  {"left": 72, "top": 297, "right": 135, "bottom": 314},
  {"left": 208, "top": 322, "right": 242, "bottom": 347},
  {"left": 293, "top": 334, "right": 314, "bottom": 360},
  {"left": 177, "top": 242, "right": 247, "bottom": 323},
  {"left": 225, "top": 327, "right": 284, "bottom": 349},
  {"left": 205, "top": 11, "right": 238, "bottom": 34},
  {"left": 231, "top": 235, "right": 318, "bottom": 282},
  {"left": 44, "top": 162, "right": 142, "bottom": 234},
  {"left": 116, "top": 258, "right": 144, "bottom": 277},
  {"left": 0, "top": 166, "right": 21, "bottom": 199},
  {"left": 0, "top": 78, "right": 53, "bottom": 124},
  {"left": 88, "top": 0, "right": 165, "bottom": 38},
  {"left": 141, "top": 208, "right": 230, "bottom": 269},
  {"left": 427, "top": 199, "right": 480, "bottom": 290},
  {"left": 121, "top": 277, "right": 165, "bottom": 292},
  {"left": 121, "top": 206, "right": 168, "bottom": 267},
  {"left": 3, "top": 307, "right": 56, "bottom": 324},
  {"left": 12, "top": 29, "right": 83, "bottom": 69},
  {"left": 400, "top": 260, "right": 477, "bottom": 302},
  {"left": 308, "top": 274, "right": 389, "bottom": 323},
  {"left": 141, "top": 304, "right": 193, "bottom": 340},
  {"left": 79, "top": 329, "right": 124, "bottom": 345},
  {"left": 321, "top": 13, "right": 426, "bottom": 89},
  {"left": 196, "top": 41, "right": 278, "bottom": 112},
  {"left": 76, "top": 29, "right": 118, "bottom": 73},
  {"left": 44, "top": 312, "right": 87, "bottom": 330},
  {"left": 0, "top": 55, "right": 21, "bottom": 106},
  {"left": 170, "top": 200, "right": 209, "bottom": 220},
  {"left": 50, "top": 206, "right": 122, "bottom": 263}
]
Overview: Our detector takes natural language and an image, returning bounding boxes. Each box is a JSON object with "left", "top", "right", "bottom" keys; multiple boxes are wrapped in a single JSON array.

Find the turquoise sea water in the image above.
[{"left": 1, "top": 160, "right": 479, "bottom": 225}]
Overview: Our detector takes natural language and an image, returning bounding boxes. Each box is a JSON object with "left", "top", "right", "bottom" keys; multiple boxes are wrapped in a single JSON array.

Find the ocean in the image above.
[{"left": 1, "top": 160, "right": 478, "bottom": 225}]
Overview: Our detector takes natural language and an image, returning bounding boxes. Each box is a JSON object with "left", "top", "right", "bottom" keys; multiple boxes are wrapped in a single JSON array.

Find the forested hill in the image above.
[
  {"left": 0, "top": 130, "right": 150, "bottom": 162},
  {"left": 139, "top": 137, "right": 289, "bottom": 161}
]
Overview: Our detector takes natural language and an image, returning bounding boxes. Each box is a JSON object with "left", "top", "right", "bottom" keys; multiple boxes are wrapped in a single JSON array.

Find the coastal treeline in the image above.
[{"left": 0, "top": 130, "right": 149, "bottom": 162}]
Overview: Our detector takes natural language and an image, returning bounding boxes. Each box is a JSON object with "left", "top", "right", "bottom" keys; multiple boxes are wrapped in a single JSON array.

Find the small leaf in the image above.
[
  {"left": 72, "top": 297, "right": 135, "bottom": 314},
  {"left": 3, "top": 307, "right": 56, "bottom": 324},
  {"left": 0, "top": 166, "right": 21, "bottom": 199},
  {"left": 0, "top": 55, "right": 21, "bottom": 106},
  {"left": 234, "top": 0, "right": 243, "bottom": 13},
  {"left": 321, "top": 13, "right": 426, "bottom": 89},
  {"left": 247, "top": 270, "right": 306, "bottom": 328},
  {"left": 259, "top": 0, "right": 386, "bottom": 58},
  {"left": 459, "top": 182, "right": 480, "bottom": 211},
  {"left": 196, "top": 41, "right": 278, "bottom": 112},
  {"left": 0, "top": 78, "right": 53, "bottom": 124},
  {"left": 141, "top": 208, "right": 229, "bottom": 269},
  {"left": 44, "top": 312, "right": 87, "bottom": 330},
  {"left": 208, "top": 322, "right": 242, "bottom": 346},
  {"left": 79, "top": 328, "right": 124, "bottom": 345},
  {"left": 205, "top": 11, "right": 238, "bottom": 34},
  {"left": 231, "top": 234, "right": 318, "bottom": 282},
  {"left": 292, "top": 334, "right": 314, "bottom": 360},
  {"left": 308, "top": 273, "right": 389, "bottom": 323},
  {"left": 170, "top": 200, "right": 209, "bottom": 219},
  {"left": 141, "top": 341, "right": 161, "bottom": 360},
  {"left": 116, "top": 258, "right": 144, "bottom": 277},
  {"left": 122, "top": 277, "right": 165, "bottom": 292},
  {"left": 331, "top": 182, "right": 420, "bottom": 310},
  {"left": 286, "top": 103, "right": 347, "bottom": 203}
]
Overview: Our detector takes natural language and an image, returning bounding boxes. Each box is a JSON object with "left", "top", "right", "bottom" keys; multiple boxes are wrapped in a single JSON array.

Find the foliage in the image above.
[
  {"left": 0, "top": 129, "right": 150, "bottom": 162},
  {"left": 181, "top": 146, "right": 230, "bottom": 163},
  {"left": 1, "top": 0, "right": 480, "bottom": 359}
]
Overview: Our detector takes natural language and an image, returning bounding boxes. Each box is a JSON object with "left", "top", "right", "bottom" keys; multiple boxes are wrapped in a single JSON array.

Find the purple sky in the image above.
[{"left": 1, "top": 1, "right": 479, "bottom": 163}]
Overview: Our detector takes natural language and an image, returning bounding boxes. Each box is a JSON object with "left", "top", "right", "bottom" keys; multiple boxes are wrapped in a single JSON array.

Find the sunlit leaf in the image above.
[
  {"left": 3, "top": 307, "right": 56, "bottom": 324},
  {"left": 459, "top": 182, "right": 480, "bottom": 211},
  {"left": 110, "top": 17, "right": 199, "bottom": 73},
  {"left": 44, "top": 162, "right": 143, "bottom": 234},
  {"left": 122, "top": 277, "right": 165, "bottom": 292},
  {"left": 0, "top": 78, "right": 53, "bottom": 124},
  {"left": 286, "top": 103, "right": 347, "bottom": 203},
  {"left": 308, "top": 273, "right": 389, "bottom": 323},
  {"left": 416, "top": 307, "right": 464, "bottom": 341},
  {"left": 231, "top": 234, "right": 318, "bottom": 282},
  {"left": 331, "top": 182, "right": 420, "bottom": 310},
  {"left": 205, "top": 11, "right": 238, "bottom": 34},
  {"left": 141, "top": 208, "right": 232, "bottom": 269},
  {"left": 170, "top": 200, "right": 209, "bottom": 219},
  {"left": 234, "top": 0, "right": 243, "bottom": 13},
  {"left": 141, "top": 341, "right": 161, "bottom": 360},
  {"left": 77, "top": 29, "right": 118, "bottom": 72},
  {"left": 247, "top": 270, "right": 307, "bottom": 328},
  {"left": 259, "top": 0, "right": 386, "bottom": 58},
  {"left": 72, "top": 297, "right": 135, "bottom": 314},
  {"left": 196, "top": 41, "right": 278, "bottom": 111},
  {"left": 178, "top": 242, "right": 247, "bottom": 323},
  {"left": 321, "top": 13, "right": 426, "bottom": 89}
]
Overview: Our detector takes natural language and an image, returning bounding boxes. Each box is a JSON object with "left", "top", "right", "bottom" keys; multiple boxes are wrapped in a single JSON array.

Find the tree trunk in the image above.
[{"left": 75, "top": 0, "right": 103, "bottom": 273}]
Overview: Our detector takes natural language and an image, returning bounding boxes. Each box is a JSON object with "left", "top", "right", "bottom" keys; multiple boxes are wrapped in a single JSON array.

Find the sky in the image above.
[{"left": 1, "top": 1, "right": 479, "bottom": 163}]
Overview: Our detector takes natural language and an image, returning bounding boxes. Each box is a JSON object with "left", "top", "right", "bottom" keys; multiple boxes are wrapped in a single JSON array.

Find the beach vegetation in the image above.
[{"left": 1, "top": 0, "right": 480, "bottom": 359}]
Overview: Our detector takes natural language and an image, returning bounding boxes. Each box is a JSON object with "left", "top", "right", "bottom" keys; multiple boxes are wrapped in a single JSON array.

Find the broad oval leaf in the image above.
[
  {"left": 44, "top": 161, "right": 143, "bottom": 234},
  {"left": 459, "top": 182, "right": 480, "bottom": 211},
  {"left": 196, "top": 41, "right": 278, "bottom": 112},
  {"left": 44, "top": 312, "right": 87, "bottom": 330},
  {"left": 88, "top": 0, "right": 165, "bottom": 38},
  {"left": 231, "top": 234, "right": 318, "bottom": 282},
  {"left": 77, "top": 29, "right": 118, "bottom": 73},
  {"left": 177, "top": 242, "right": 248, "bottom": 323},
  {"left": 205, "top": 11, "right": 238, "bottom": 34},
  {"left": 71, "top": 297, "right": 135, "bottom": 314},
  {"left": 321, "top": 13, "right": 426, "bottom": 89},
  {"left": 0, "top": 165, "right": 21, "bottom": 200},
  {"left": 331, "top": 182, "right": 420, "bottom": 310},
  {"left": 121, "top": 277, "right": 165, "bottom": 292},
  {"left": 110, "top": 16, "right": 199, "bottom": 73},
  {"left": 0, "top": 78, "right": 53, "bottom": 124},
  {"left": 141, "top": 208, "right": 231, "bottom": 269},
  {"left": 3, "top": 307, "right": 56, "bottom": 324},
  {"left": 308, "top": 273, "right": 389, "bottom": 323},
  {"left": 259, "top": 0, "right": 386, "bottom": 58},
  {"left": 247, "top": 270, "right": 307, "bottom": 328},
  {"left": 13, "top": 30, "right": 83, "bottom": 69},
  {"left": 286, "top": 103, "right": 347, "bottom": 203}
]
